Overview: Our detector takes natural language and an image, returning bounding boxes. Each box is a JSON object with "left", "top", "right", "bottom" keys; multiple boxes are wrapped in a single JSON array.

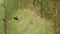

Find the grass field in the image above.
[{"left": 0, "top": 0, "right": 59, "bottom": 34}]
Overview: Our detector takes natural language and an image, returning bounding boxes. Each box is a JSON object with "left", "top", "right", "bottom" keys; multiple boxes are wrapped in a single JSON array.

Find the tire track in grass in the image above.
[{"left": 3, "top": 0, "right": 8, "bottom": 34}]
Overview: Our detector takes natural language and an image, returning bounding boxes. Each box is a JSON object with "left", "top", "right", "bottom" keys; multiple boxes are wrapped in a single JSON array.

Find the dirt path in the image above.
[
  {"left": 3, "top": 18, "right": 7, "bottom": 34},
  {"left": 3, "top": 1, "right": 8, "bottom": 34}
]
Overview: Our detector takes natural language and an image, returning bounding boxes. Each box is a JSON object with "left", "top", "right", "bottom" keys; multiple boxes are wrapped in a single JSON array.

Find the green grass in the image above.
[
  {"left": 0, "top": 0, "right": 59, "bottom": 34},
  {"left": 0, "top": 0, "right": 4, "bottom": 34},
  {"left": 36, "top": 0, "right": 57, "bottom": 21}
]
